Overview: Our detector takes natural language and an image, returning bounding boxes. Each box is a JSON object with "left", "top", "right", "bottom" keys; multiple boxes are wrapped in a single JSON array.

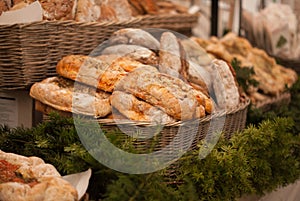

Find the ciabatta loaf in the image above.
[
  {"left": 0, "top": 150, "right": 78, "bottom": 201},
  {"left": 111, "top": 91, "right": 175, "bottom": 124},
  {"left": 30, "top": 76, "right": 111, "bottom": 118},
  {"left": 115, "top": 66, "right": 208, "bottom": 120},
  {"left": 56, "top": 54, "right": 127, "bottom": 92}
]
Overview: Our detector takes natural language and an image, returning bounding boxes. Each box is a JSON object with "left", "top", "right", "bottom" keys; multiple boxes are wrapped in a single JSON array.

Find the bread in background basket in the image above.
[
  {"left": 0, "top": 0, "right": 191, "bottom": 22},
  {"left": 192, "top": 32, "right": 298, "bottom": 108},
  {"left": 30, "top": 28, "right": 247, "bottom": 124}
]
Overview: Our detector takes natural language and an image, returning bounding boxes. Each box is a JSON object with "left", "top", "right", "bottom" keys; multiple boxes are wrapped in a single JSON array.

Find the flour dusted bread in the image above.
[
  {"left": 211, "top": 59, "right": 240, "bottom": 109},
  {"left": 111, "top": 91, "right": 175, "bottom": 124},
  {"left": 101, "top": 44, "right": 158, "bottom": 66},
  {"left": 0, "top": 150, "right": 78, "bottom": 201},
  {"left": 30, "top": 76, "right": 111, "bottom": 117},
  {"left": 159, "top": 31, "right": 183, "bottom": 79},
  {"left": 108, "top": 28, "right": 160, "bottom": 51}
]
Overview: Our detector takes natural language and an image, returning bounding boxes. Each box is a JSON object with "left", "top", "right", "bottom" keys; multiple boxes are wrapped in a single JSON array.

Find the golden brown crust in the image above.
[
  {"left": 98, "top": 3, "right": 117, "bottom": 22},
  {"left": 56, "top": 55, "right": 127, "bottom": 92},
  {"left": 128, "top": 0, "right": 145, "bottom": 16},
  {"left": 115, "top": 66, "right": 206, "bottom": 120},
  {"left": 30, "top": 76, "right": 112, "bottom": 118},
  {"left": 40, "top": 0, "right": 76, "bottom": 20},
  {"left": 111, "top": 91, "right": 175, "bottom": 124},
  {"left": 0, "top": 0, "right": 12, "bottom": 15}
]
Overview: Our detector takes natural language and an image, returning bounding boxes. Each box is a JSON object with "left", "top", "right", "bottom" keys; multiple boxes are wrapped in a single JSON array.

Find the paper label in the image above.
[{"left": 0, "top": 1, "right": 42, "bottom": 25}]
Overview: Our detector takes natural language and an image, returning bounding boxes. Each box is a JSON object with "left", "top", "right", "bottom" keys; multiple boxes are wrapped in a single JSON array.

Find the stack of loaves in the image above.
[{"left": 30, "top": 28, "right": 246, "bottom": 124}]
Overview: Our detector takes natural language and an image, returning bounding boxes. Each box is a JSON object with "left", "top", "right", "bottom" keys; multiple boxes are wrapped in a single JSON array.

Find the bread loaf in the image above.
[
  {"left": 159, "top": 31, "right": 183, "bottom": 79},
  {"left": 75, "top": 0, "right": 100, "bottom": 22},
  {"left": 111, "top": 91, "right": 175, "bottom": 124},
  {"left": 101, "top": 44, "right": 158, "bottom": 66},
  {"left": 56, "top": 54, "right": 127, "bottom": 92},
  {"left": 108, "top": 28, "right": 160, "bottom": 51},
  {"left": 115, "top": 66, "right": 205, "bottom": 120},
  {"left": 211, "top": 59, "right": 240, "bottom": 109},
  {"left": 0, "top": 0, "right": 11, "bottom": 15},
  {"left": 29, "top": 76, "right": 112, "bottom": 117},
  {"left": 40, "top": 0, "right": 76, "bottom": 20},
  {"left": 0, "top": 150, "right": 78, "bottom": 201}
]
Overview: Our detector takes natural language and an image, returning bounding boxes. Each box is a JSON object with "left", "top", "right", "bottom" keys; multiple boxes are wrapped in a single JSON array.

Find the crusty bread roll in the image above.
[
  {"left": 56, "top": 54, "right": 127, "bottom": 92},
  {"left": 30, "top": 76, "right": 112, "bottom": 118},
  {"left": 0, "top": 150, "right": 78, "bottom": 201},
  {"left": 111, "top": 91, "right": 175, "bottom": 124}
]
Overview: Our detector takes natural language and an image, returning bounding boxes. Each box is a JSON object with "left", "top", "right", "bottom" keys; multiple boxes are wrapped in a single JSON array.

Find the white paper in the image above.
[
  {"left": 0, "top": 1, "right": 42, "bottom": 25},
  {"left": 63, "top": 169, "right": 92, "bottom": 200},
  {"left": 0, "top": 96, "right": 18, "bottom": 128}
]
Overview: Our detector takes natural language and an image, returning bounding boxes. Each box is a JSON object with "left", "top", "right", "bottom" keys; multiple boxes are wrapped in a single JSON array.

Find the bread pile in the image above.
[
  {"left": 0, "top": 0, "right": 189, "bottom": 22},
  {"left": 192, "top": 32, "right": 298, "bottom": 105},
  {"left": 0, "top": 150, "right": 78, "bottom": 201},
  {"left": 30, "top": 28, "right": 244, "bottom": 124}
]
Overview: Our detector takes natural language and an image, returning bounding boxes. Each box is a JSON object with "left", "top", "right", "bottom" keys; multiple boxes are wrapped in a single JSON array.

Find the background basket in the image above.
[
  {"left": 274, "top": 56, "right": 300, "bottom": 75},
  {"left": 252, "top": 92, "right": 291, "bottom": 112},
  {"left": 0, "top": 13, "right": 199, "bottom": 90}
]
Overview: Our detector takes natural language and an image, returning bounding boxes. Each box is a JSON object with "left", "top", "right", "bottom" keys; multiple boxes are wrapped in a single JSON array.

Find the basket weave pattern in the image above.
[{"left": 0, "top": 14, "right": 198, "bottom": 90}]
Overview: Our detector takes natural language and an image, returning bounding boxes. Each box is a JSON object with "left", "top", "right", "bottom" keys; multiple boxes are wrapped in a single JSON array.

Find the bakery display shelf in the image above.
[{"left": 0, "top": 13, "right": 199, "bottom": 90}]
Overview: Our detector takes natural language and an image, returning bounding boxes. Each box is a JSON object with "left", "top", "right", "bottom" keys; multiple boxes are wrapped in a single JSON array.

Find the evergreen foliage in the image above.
[{"left": 0, "top": 77, "right": 300, "bottom": 201}]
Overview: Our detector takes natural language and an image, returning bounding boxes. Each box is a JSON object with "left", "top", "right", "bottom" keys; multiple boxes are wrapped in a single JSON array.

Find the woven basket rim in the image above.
[
  {"left": 253, "top": 92, "right": 291, "bottom": 109},
  {"left": 0, "top": 13, "right": 199, "bottom": 28},
  {"left": 96, "top": 98, "right": 250, "bottom": 127}
]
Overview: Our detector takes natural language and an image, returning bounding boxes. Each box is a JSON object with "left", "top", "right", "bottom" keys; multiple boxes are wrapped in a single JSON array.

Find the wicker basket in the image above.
[
  {"left": 0, "top": 13, "right": 199, "bottom": 90},
  {"left": 40, "top": 98, "right": 250, "bottom": 154},
  {"left": 252, "top": 92, "right": 291, "bottom": 112},
  {"left": 274, "top": 56, "right": 300, "bottom": 75}
]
